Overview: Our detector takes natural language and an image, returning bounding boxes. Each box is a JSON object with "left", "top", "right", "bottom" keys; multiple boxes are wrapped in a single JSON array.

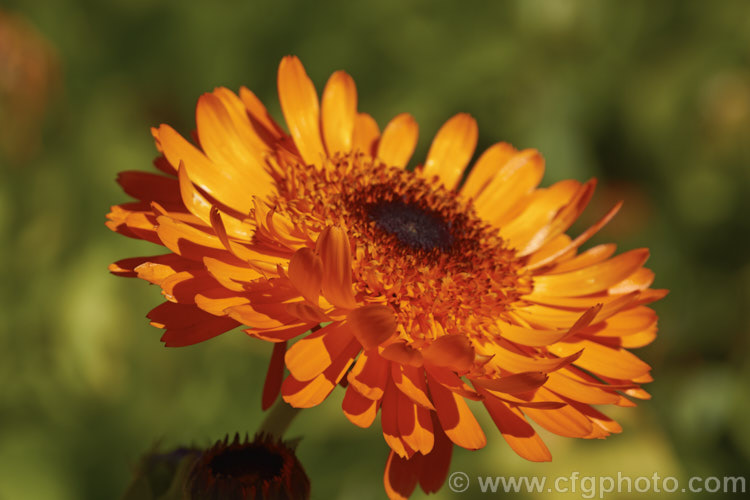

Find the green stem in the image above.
[{"left": 258, "top": 398, "right": 302, "bottom": 439}]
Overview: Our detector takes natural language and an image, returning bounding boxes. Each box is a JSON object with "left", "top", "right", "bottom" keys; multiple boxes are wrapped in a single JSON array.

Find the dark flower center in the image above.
[
  {"left": 208, "top": 445, "right": 283, "bottom": 480},
  {"left": 369, "top": 199, "right": 454, "bottom": 251}
]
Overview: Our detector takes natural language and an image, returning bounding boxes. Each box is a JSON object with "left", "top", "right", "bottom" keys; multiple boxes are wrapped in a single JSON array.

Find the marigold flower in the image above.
[{"left": 108, "top": 56, "right": 666, "bottom": 499}]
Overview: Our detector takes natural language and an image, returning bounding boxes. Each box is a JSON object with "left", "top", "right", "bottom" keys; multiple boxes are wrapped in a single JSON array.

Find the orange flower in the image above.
[{"left": 108, "top": 56, "right": 666, "bottom": 499}]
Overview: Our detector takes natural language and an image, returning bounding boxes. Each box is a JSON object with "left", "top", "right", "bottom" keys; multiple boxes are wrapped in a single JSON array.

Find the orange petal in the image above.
[
  {"left": 262, "top": 342, "right": 287, "bottom": 410},
  {"left": 619, "top": 326, "right": 657, "bottom": 348},
  {"left": 159, "top": 270, "right": 218, "bottom": 303},
  {"left": 277, "top": 55, "right": 326, "bottom": 167},
  {"left": 532, "top": 248, "right": 650, "bottom": 297},
  {"left": 521, "top": 387, "right": 594, "bottom": 438},
  {"left": 514, "top": 180, "right": 596, "bottom": 256},
  {"left": 211, "top": 86, "right": 274, "bottom": 159},
  {"left": 238, "top": 86, "right": 285, "bottom": 141},
  {"left": 391, "top": 364, "right": 434, "bottom": 410},
  {"left": 285, "top": 322, "right": 352, "bottom": 381},
  {"left": 117, "top": 171, "right": 182, "bottom": 205},
  {"left": 384, "top": 451, "right": 420, "bottom": 500},
  {"left": 284, "top": 301, "right": 329, "bottom": 323},
  {"left": 377, "top": 113, "right": 419, "bottom": 168},
  {"left": 427, "top": 372, "right": 486, "bottom": 450},
  {"left": 545, "top": 371, "right": 620, "bottom": 405},
  {"left": 225, "top": 302, "right": 300, "bottom": 330},
  {"left": 418, "top": 415, "right": 453, "bottom": 493},
  {"left": 321, "top": 70, "right": 357, "bottom": 154},
  {"left": 148, "top": 301, "right": 239, "bottom": 347},
  {"left": 397, "top": 392, "right": 434, "bottom": 455},
  {"left": 474, "top": 149, "right": 545, "bottom": 225},
  {"left": 342, "top": 384, "right": 379, "bottom": 428},
  {"left": 315, "top": 226, "right": 357, "bottom": 309},
  {"left": 348, "top": 304, "right": 398, "bottom": 350},
  {"left": 546, "top": 243, "right": 618, "bottom": 274},
  {"left": 380, "top": 341, "right": 423, "bottom": 367},
  {"left": 592, "top": 306, "right": 658, "bottom": 335},
  {"left": 527, "top": 202, "right": 623, "bottom": 271},
  {"left": 471, "top": 371, "right": 548, "bottom": 394},
  {"left": 282, "top": 337, "right": 360, "bottom": 408},
  {"left": 422, "top": 334, "right": 474, "bottom": 372},
  {"left": 245, "top": 322, "right": 314, "bottom": 343},
  {"left": 499, "top": 180, "right": 582, "bottom": 255},
  {"left": 177, "top": 162, "right": 211, "bottom": 223},
  {"left": 609, "top": 267, "right": 655, "bottom": 294},
  {"left": 568, "top": 399, "right": 623, "bottom": 435},
  {"left": 281, "top": 373, "right": 334, "bottom": 409},
  {"left": 157, "top": 123, "right": 259, "bottom": 214},
  {"left": 547, "top": 339, "right": 652, "bottom": 380},
  {"left": 483, "top": 342, "right": 583, "bottom": 373},
  {"left": 111, "top": 253, "right": 197, "bottom": 281},
  {"left": 351, "top": 112, "right": 380, "bottom": 156},
  {"left": 348, "top": 351, "right": 389, "bottom": 400},
  {"left": 479, "top": 388, "right": 552, "bottom": 462},
  {"left": 196, "top": 92, "right": 262, "bottom": 169},
  {"left": 423, "top": 113, "right": 478, "bottom": 190},
  {"left": 461, "top": 142, "right": 518, "bottom": 198},
  {"left": 194, "top": 289, "right": 250, "bottom": 316},
  {"left": 288, "top": 247, "right": 323, "bottom": 305},
  {"left": 203, "top": 256, "right": 263, "bottom": 292},
  {"left": 381, "top": 382, "right": 411, "bottom": 458},
  {"left": 425, "top": 365, "right": 479, "bottom": 400}
]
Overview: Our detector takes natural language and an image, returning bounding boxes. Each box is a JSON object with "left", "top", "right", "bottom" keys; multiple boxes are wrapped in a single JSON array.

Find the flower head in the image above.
[
  {"left": 108, "top": 56, "right": 666, "bottom": 499},
  {"left": 188, "top": 434, "right": 309, "bottom": 500}
]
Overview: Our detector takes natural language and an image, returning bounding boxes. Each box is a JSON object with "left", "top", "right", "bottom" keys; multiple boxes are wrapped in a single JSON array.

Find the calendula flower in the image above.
[
  {"left": 188, "top": 434, "right": 310, "bottom": 500},
  {"left": 108, "top": 56, "right": 666, "bottom": 499}
]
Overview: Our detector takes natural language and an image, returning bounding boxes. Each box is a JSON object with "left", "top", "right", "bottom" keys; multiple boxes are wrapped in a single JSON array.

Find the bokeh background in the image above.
[{"left": 1, "top": 0, "right": 749, "bottom": 498}]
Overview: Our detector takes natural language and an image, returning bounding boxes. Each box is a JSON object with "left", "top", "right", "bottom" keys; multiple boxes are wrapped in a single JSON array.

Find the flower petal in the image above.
[
  {"left": 532, "top": 248, "right": 650, "bottom": 297},
  {"left": 321, "top": 70, "right": 357, "bottom": 154},
  {"left": 548, "top": 338, "right": 652, "bottom": 379},
  {"left": 262, "top": 342, "right": 287, "bottom": 410},
  {"left": 377, "top": 113, "right": 418, "bottom": 168},
  {"left": 277, "top": 55, "right": 326, "bottom": 167},
  {"left": 461, "top": 142, "right": 518, "bottom": 198},
  {"left": 285, "top": 322, "right": 352, "bottom": 381},
  {"left": 397, "top": 392, "right": 434, "bottom": 455},
  {"left": 427, "top": 372, "right": 486, "bottom": 450},
  {"left": 474, "top": 148, "right": 545, "bottom": 225},
  {"left": 348, "top": 304, "right": 397, "bottom": 350},
  {"left": 478, "top": 388, "right": 552, "bottom": 462},
  {"left": 342, "top": 384, "right": 379, "bottom": 428},
  {"left": 522, "top": 387, "right": 594, "bottom": 438},
  {"left": 384, "top": 451, "right": 420, "bottom": 500},
  {"left": 148, "top": 302, "right": 239, "bottom": 347},
  {"left": 423, "top": 113, "right": 478, "bottom": 190},
  {"left": 422, "top": 334, "right": 474, "bottom": 372},
  {"left": 381, "top": 381, "right": 412, "bottom": 458},
  {"left": 471, "top": 371, "right": 548, "bottom": 394},
  {"left": 391, "top": 364, "right": 434, "bottom": 410},
  {"left": 282, "top": 337, "right": 360, "bottom": 408},
  {"left": 348, "top": 351, "right": 389, "bottom": 400},
  {"left": 351, "top": 112, "right": 380, "bottom": 156},
  {"left": 417, "top": 415, "right": 453, "bottom": 493},
  {"left": 315, "top": 226, "right": 357, "bottom": 309},
  {"left": 157, "top": 123, "right": 259, "bottom": 214},
  {"left": 288, "top": 247, "right": 324, "bottom": 305}
]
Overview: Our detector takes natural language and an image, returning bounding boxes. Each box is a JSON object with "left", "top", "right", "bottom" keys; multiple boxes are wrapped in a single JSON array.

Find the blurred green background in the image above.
[{"left": 1, "top": 0, "right": 749, "bottom": 498}]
